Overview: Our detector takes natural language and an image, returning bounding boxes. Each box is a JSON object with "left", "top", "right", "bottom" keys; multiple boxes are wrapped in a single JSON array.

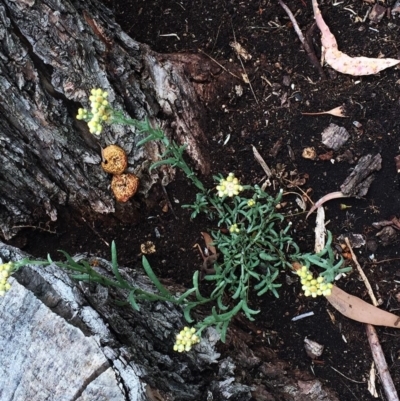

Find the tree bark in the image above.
[
  {"left": 0, "top": 0, "right": 214, "bottom": 239},
  {"left": 0, "top": 241, "right": 341, "bottom": 401}
]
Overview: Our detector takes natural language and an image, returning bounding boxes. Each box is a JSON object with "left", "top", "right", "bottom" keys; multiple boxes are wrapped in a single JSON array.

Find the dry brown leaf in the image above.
[
  {"left": 301, "top": 105, "right": 347, "bottom": 117},
  {"left": 326, "top": 286, "right": 400, "bottom": 328},
  {"left": 230, "top": 41, "right": 252, "bottom": 61},
  {"left": 201, "top": 232, "right": 216, "bottom": 255},
  {"left": 312, "top": 0, "right": 400, "bottom": 75}
]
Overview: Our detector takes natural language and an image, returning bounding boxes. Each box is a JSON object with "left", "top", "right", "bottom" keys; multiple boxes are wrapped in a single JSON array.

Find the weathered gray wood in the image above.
[
  {"left": 340, "top": 153, "right": 382, "bottom": 197},
  {"left": 0, "top": 241, "right": 342, "bottom": 401},
  {"left": 0, "top": 0, "right": 210, "bottom": 239}
]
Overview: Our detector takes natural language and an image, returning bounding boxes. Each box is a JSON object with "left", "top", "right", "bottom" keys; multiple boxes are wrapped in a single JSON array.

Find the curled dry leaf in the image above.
[
  {"left": 312, "top": 0, "right": 400, "bottom": 75},
  {"left": 201, "top": 232, "right": 217, "bottom": 255},
  {"left": 306, "top": 191, "right": 347, "bottom": 218},
  {"left": 301, "top": 105, "right": 347, "bottom": 117},
  {"left": 326, "top": 286, "right": 400, "bottom": 328}
]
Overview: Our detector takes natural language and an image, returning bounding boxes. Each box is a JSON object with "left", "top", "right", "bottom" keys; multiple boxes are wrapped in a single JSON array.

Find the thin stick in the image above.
[
  {"left": 161, "top": 183, "right": 178, "bottom": 220},
  {"left": 365, "top": 326, "right": 399, "bottom": 401},
  {"left": 330, "top": 366, "right": 365, "bottom": 384},
  {"left": 197, "top": 48, "right": 242, "bottom": 80},
  {"left": 230, "top": 21, "right": 259, "bottom": 104},
  {"left": 81, "top": 217, "right": 110, "bottom": 247},
  {"left": 345, "top": 237, "right": 400, "bottom": 401},
  {"left": 278, "top": 0, "right": 325, "bottom": 78},
  {"left": 344, "top": 238, "right": 377, "bottom": 306},
  {"left": 252, "top": 145, "right": 273, "bottom": 178},
  {"left": 11, "top": 224, "right": 56, "bottom": 234}
]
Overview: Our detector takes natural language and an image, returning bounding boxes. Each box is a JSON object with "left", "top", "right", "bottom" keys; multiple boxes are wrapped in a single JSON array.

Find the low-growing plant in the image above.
[{"left": 2, "top": 88, "right": 351, "bottom": 351}]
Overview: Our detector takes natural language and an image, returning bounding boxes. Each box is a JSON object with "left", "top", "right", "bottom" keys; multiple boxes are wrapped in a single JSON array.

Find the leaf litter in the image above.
[{"left": 312, "top": 0, "right": 400, "bottom": 75}]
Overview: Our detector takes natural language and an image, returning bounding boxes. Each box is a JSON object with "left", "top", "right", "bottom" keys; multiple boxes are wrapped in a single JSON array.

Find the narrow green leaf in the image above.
[
  {"left": 217, "top": 296, "right": 229, "bottom": 311},
  {"left": 58, "top": 250, "right": 85, "bottom": 272},
  {"left": 193, "top": 271, "right": 209, "bottom": 301},
  {"left": 241, "top": 301, "right": 260, "bottom": 318},
  {"left": 70, "top": 273, "right": 91, "bottom": 281},
  {"left": 142, "top": 256, "right": 172, "bottom": 299},
  {"left": 220, "top": 319, "right": 230, "bottom": 343},
  {"left": 128, "top": 290, "right": 140, "bottom": 311},
  {"left": 183, "top": 303, "right": 196, "bottom": 323},
  {"left": 176, "top": 287, "right": 197, "bottom": 303},
  {"left": 110, "top": 241, "right": 127, "bottom": 286},
  {"left": 149, "top": 158, "right": 178, "bottom": 171}
]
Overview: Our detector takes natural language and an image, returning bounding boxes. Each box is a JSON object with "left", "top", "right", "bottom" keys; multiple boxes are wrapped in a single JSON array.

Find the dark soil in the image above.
[{"left": 7, "top": 0, "right": 400, "bottom": 399}]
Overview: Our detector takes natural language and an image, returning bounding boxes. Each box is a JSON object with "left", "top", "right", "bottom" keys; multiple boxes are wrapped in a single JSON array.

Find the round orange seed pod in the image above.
[
  {"left": 111, "top": 173, "right": 139, "bottom": 202},
  {"left": 101, "top": 145, "right": 128, "bottom": 175}
]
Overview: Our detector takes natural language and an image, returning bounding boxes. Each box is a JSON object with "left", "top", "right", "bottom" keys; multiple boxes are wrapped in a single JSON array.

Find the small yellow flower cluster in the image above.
[
  {"left": 297, "top": 266, "right": 333, "bottom": 297},
  {"left": 229, "top": 224, "right": 240, "bottom": 233},
  {"left": 247, "top": 199, "right": 256, "bottom": 207},
  {"left": 76, "top": 108, "right": 89, "bottom": 121},
  {"left": 173, "top": 327, "right": 200, "bottom": 352},
  {"left": 0, "top": 263, "right": 13, "bottom": 296},
  {"left": 76, "top": 89, "right": 112, "bottom": 136},
  {"left": 216, "top": 173, "right": 243, "bottom": 197}
]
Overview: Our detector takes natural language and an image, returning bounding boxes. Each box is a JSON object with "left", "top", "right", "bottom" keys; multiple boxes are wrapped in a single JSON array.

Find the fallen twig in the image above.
[
  {"left": 345, "top": 238, "right": 399, "bottom": 401},
  {"left": 197, "top": 48, "right": 242, "bottom": 81},
  {"left": 81, "top": 217, "right": 110, "bottom": 247},
  {"left": 230, "top": 23, "right": 259, "bottom": 104},
  {"left": 344, "top": 238, "right": 377, "bottom": 305},
  {"left": 278, "top": 0, "right": 325, "bottom": 78},
  {"left": 252, "top": 145, "right": 273, "bottom": 178}
]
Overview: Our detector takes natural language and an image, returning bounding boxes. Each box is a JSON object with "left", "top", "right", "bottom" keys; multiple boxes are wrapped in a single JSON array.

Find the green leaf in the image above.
[
  {"left": 142, "top": 256, "right": 172, "bottom": 299},
  {"left": 137, "top": 135, "right": 154, "bottom": 146},
  {"left": 176, "top": 287, "right": 197, "bottom": 303},
  {"left": 70, "top": 273, "right": 91, "bottom": 281},
  {"left": 217, "top": 295, "right": 229, "bottom": 311},
  {"left": 183, "top": 303, "right": 196, "bottom": 323},
  {"left": 241, "top": 301, "right": 260, "bottom": 320},
  {"left": 259, "top": 252, "right": 279, "bottom": 262},
  {"left": 193, "top": 271, "right": 209, "bottom": 301},
  {"left": 220, "top": 319, "right": 230, "bottom": 343},
  {"left": 110, "top": 241, "right": 127, "bottom": 286},
  {"left": 232, "top": 280, "right": 244, "bottom": 300},
  {"left": 58, "top": 250, "right": 85, "bottom": 272},
  {"left": 149, "top": 158, "right": 178, "bottom": 171},
  {"left": 128, "top": 290, "right": 140, "bottom": 311}
]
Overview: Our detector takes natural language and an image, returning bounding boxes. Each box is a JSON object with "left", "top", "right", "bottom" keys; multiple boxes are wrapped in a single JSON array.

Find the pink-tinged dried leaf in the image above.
[
  {"left": 327, "top": 286, "right": 400, "bottom": 328},
  {"left": 312, "top": 0, "right": 400, "bottom": 75},
  {"left": 201, "top": 232, "right": 216, "bottom": 255},
  {"left": 301, "top": 105, "right": 347, "bottom": 117},
  {"left": 306, "top": 191, "right": 348, "bottom": 218}
]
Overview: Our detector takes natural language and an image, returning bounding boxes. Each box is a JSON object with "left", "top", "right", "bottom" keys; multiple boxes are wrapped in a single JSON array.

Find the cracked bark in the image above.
[
  {"left": 0, "top": 241, "right": 341, "bottom": 401},
  {"left": 0, "top": 0, "right": 215, "bottom": 239}
]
